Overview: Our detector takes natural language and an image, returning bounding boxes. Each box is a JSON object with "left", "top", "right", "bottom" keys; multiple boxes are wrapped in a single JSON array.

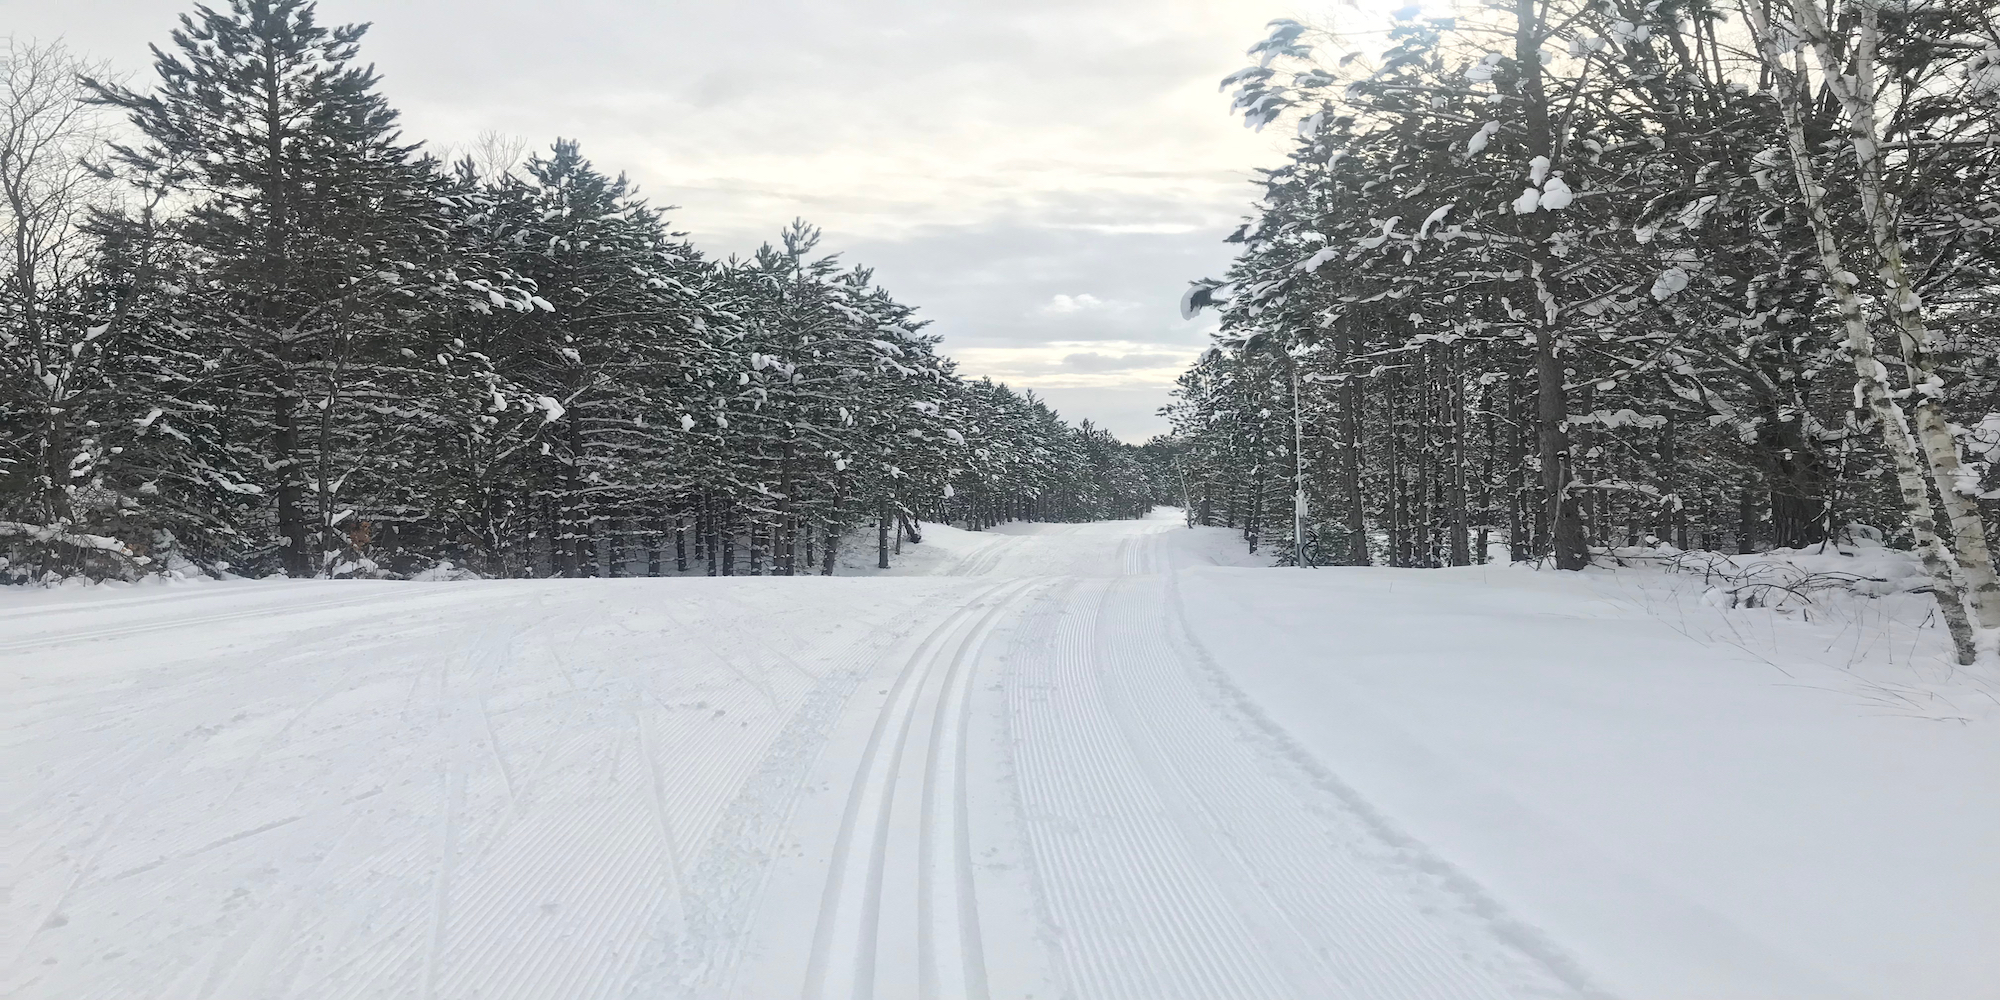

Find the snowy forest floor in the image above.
[{"left": 3, "top": 511, "right": 1995, "bottom": 999}]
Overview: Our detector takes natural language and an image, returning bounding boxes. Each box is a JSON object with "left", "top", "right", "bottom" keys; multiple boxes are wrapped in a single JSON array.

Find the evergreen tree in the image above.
[
  {"left": 87, "top": 0, "right": 456, "bottom": 575},
  {"left": 0, "top": 0, "right": 1163, "bottom": 584}
]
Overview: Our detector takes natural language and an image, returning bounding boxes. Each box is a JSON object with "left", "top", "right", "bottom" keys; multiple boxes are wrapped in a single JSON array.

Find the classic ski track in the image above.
[
  {"left": 1116, "top": 527, "right": 1168, "bottom": 575},
  {"left": 801, "top": 577, "right": 1041, "bottom": 1000},
  {"left": 632, "top": 580, "right": 980, "bottom": 999},
  {"left": 913, "top": 575, "right": 1025, "bottom": 1000},
  {"left": 1096, "top": 574, "right": 1549, "bottom": 999}
]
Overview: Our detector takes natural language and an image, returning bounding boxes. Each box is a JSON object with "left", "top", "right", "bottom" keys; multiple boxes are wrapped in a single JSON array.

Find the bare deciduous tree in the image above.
[{"left": 0, "top": 37, "right": 118, "bottom": 531}]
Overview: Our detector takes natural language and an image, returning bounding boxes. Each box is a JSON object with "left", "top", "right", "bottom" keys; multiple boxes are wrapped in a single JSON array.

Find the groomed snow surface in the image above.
[{"left": 5, "top": 511, "right": 1995, "bottom": 999}]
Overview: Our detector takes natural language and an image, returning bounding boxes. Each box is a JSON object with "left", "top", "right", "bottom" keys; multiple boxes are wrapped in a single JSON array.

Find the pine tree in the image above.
[
  {"left": 88, "top": 0, "right": 449, "bottom": 575},
  {"left": 3, "top": 0, "right": 1162, "bottom": 584}
]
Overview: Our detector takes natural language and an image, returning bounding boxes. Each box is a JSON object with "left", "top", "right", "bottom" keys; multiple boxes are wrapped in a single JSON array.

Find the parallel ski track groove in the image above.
[
  {"left": 801, "top": 577, "right": 1040, "bottom": 1000},
  {"left": 947, "top": 537, "right": 1013, "bottom": 577},
  {"left": 915, "top": 572, "right": 1022, "bottom": 1000},
  {"left": 643, "top": 579, "right": 985, "bottom": 999}
]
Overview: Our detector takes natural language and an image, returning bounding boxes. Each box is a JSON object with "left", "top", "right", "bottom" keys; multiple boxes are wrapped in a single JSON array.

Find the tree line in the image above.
[
  {"left": 0, "top": 1, "right": 1163, "bottom": 583},
  {"left": 1168, "top": 0, "right": 2000, "bottom": 660}
]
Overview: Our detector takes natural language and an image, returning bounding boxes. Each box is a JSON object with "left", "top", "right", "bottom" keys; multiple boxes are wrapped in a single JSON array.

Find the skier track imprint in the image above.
[
  {"left": 944, "top": 536, "right": 1013, "bottom": 577},
  {"left": 801, "top": 577, "right": 1044, "bottom": 1000}
]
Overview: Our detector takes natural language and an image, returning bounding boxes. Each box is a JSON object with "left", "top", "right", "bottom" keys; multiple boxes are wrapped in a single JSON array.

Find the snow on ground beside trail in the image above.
[
  {"left": 4, "top": 512, "right": 1994, "bottom": 999},
  {"left": 1586, "top": 544, "right": 1990, "bottom": 711},
  {"left": 829, "top": 519, "right": 995, "bottom": 577},
  {"left": 1183, "top": 556, "right": 1999, "bottom": 999}
]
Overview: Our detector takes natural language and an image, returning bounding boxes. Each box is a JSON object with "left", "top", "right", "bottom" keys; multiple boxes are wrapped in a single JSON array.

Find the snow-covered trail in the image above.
[
  {"left": 2, "top": 516, "right": 1570, "bottom": 1000},
  {"left": 5, "top": 513, "right": 1992, "bottom": 999},
  {"left": 715, "top": 518, "right": 1582, "bottom": 1000}
]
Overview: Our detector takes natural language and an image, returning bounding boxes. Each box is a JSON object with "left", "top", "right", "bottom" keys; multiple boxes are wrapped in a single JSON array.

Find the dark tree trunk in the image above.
[
  {"left": 1417, "top": 346, "right": 1439, "bottom": 566},
  {"left": 1739, "top": 478, "right": 1760, "bottom": 554},
  {"left": 720, "top": 509, "right": 736, "bottom": 576},
  {"left": 1515, "top": 0, "right": 1588, "bottom": 570},
  {"left": 1760, "top": 423, "right": 1830, "bottom": 549},
  {"left": 705, "top": 501, "right": 719, "bottom": 577},
  {"left": 1388, "top": 374, "right": 1406, "bottom": 567},
  {"left": 1449, "top": 344, "right": 1472, "bottom": 566},
  {"left": 1342, "top": 330, "right": 1368, "bottom": 565},
  {"left": 1510, "top": 372, "right": 1532, "bottom": 562},
  {"left": 274, "top": 367, "right": 310, "bottom": 576},
  {"left": 781, "top": 517, "right": 798, "bottom": 576},
  {"left": 1477, "top": 356, "right": 1499, "bottom": 565},
  {"left": 877, "top": 505, "right": 891, "bottom": 569}
]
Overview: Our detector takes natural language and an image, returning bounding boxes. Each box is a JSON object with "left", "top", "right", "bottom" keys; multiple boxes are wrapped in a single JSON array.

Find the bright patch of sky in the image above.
[{"left": 5, "top": 0, "right": 1309, "bottom": 439}]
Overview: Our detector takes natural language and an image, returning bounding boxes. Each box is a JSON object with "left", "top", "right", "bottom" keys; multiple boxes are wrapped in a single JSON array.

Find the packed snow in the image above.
[{"left": 4, "top": 512, "right": 1994, "bottom": 999}]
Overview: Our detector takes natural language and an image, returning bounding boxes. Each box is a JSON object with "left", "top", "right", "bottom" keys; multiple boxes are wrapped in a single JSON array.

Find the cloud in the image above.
[
  {"left": 1030, "top": 386, "right": 1180, "bottom": 441},
  {"left": 838, "top": 220, "right": 1235, "bottom": 360},
  {"left": 1040, "top": 293, "right": 1140, "bottom": 316},
  {"left": 1043, "top": 293, "right": 1105, "bottom": 314},
  {"left": 950, "top": 342, "right": 1196, "bottom": 390},
  {"left": 1060, "top": 351, "right": 1181, "bottom": 373}
]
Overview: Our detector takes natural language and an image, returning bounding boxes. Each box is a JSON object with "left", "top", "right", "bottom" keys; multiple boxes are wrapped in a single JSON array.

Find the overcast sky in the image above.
[{"left": 5, "top": 0, "right": 1305, "bottom": 440}]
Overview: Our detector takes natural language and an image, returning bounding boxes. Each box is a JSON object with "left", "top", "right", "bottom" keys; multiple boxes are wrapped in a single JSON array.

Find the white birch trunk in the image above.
[
  {"left": 1743, "top": 1, "right": 1978, "bottom": 662},
  {"left": 1789, "top": 0, "right": 2000, "bottom": 628}
]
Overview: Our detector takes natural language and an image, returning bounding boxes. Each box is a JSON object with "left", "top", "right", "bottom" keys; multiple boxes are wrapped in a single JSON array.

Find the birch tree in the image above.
[{"left": 1741, "top": 0, "right": 1998, "bottom": 657}]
